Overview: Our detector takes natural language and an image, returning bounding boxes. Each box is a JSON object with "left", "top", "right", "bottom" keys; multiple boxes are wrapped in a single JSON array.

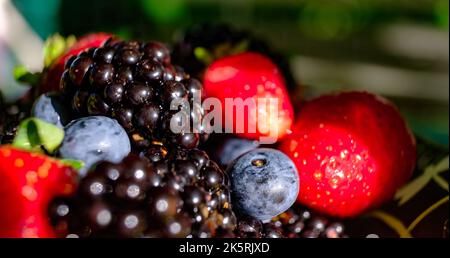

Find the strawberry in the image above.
[
  {"left": 39, "top": 33, "right": 112, "bottom": 94},
  {"left": 279, "top": 91, "right": 416, "bottom": 217},
  {"left": 203, "top": 52, "right": 294, "bottom": 142},
  {"left": 0, "top": 146, "right": 77, "bottom": 237}
]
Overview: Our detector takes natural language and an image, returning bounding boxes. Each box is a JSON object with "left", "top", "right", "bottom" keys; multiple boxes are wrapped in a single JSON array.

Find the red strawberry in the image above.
[
  {"left": 0, "top": 146, "right": 77, "bottom": 237},
  {"left": 40, "top": 33, "right": 112, "bottom": 94},
  {"left": 203, "top": 52, "right": 294, "bottom": 142},
  {"left": 279, "top": 91, "right": 416, "bottom": 217}
]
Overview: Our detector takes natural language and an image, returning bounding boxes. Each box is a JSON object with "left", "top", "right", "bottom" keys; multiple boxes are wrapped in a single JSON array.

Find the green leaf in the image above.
[
  {"left": 43, "top": 34, "right": 76, "bottom": 68},
  {"left": 395, "top": 155, "right": 449, "bottom": 206},
  {"left": 12, "top": 118, "right": 64, "bottom": 154},
  {"left": 395, "top": 175, "right": 430, "bottom": 206},
  {"left": 432, "top": 155, "right": 449, "bottom": 173},
  {"left": 13, "top": 65, "right": 42, "bottom": 85},
  {"left": 59, "top": 159, "right": 84, "bottom": 170},
  {"left": 194, "top": 47, "right": 214, "bottom": 66},
  {"left": 433, "top": 174, "right": 449, "bottom": 192}
]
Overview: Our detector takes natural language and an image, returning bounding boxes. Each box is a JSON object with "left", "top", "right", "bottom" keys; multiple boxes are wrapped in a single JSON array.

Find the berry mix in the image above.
[
  {"left": 61, "top": 38, "right": 206, "bottom": 150},
  {"left": 0, "top": 25, "right": 421, "bottom": 238}
]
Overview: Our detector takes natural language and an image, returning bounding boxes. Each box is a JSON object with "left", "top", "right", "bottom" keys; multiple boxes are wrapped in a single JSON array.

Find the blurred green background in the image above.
[{"left": 0, "top": 0, "right": 448, "bottom": 145}]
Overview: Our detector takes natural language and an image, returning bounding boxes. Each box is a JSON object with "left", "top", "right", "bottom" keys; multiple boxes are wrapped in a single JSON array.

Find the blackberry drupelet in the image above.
[
  {"left": 49, "top": 147, "right": 236, "bottom": 238},
  {"left": 171, "top": 24, "right": 297, "bottom": 92},
  {"left": 235, "top": 204, "right": 348, "bottom": 238},
  {"left": 60, "top": 39, "right": 207, "bottom": 151}
]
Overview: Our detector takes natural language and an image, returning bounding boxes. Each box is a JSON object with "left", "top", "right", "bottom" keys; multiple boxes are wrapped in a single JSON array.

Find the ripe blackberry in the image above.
[
  {"left": 172, "top": 24, "right": 297, "bottom": 92},
  {"left": 49, "top": 147, "right": 236, "bottom": 238},
  {"left": 60, "top": 39, "right": 207, "bottom": 151},
  {"left": 235, "top": 204, "right": 348, "bottom": 238}
]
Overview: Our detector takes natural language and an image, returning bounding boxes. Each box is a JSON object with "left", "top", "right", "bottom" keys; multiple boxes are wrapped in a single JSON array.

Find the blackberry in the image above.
[
  {"left": 60, "top": 39, "right": 207, "bottom": 151},
  {"left": 49, "top": 147, "right": 236, "bottom": 238},
  {"left": 172, "top": 24, "right": 297, "bottom": 92},
  {"left": 235, "top": 204, "right": 347, "bottom": 238}
]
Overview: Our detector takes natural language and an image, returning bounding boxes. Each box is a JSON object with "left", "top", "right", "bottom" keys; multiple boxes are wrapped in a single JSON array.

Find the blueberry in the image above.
[
  {"left": 227, "top": 148, "right": 299, "bottom": 221},
  {"left": 60, "top": 116, "right": 131, "bottom": 176},
  {"left": 31, "top": 92, "right": 71, "bottom": 128},
  {"left": 216, "top": 137, "right": 259, "bottom": 166}
]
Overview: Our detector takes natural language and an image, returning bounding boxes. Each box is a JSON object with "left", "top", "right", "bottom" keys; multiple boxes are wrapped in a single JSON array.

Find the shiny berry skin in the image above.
[
  {"left": 84, "top": 201, "right": 114, "bottom": 232},
  {"left": 235, "top": 203, "right": 348, "bottom": 238},
  {"left": 115, "top": 66, "right": 134, "bottom": 84},
  {"left": 48, "top": 197, "right": 74, "bottom": 236},
  {"left": 93, "top": 46, "right": 115, "bottom": 64},
  {"left": 48, "top": 197, "right": 73, "bottom": 224},
  {"left": 163, "top": 81, "right": 188, "bottom": 104},
  {"left": 60, "top": 70, "right": 75, "bottom": 95},
  {"left": 203, "top": 52, "right": 294, "bottom": 141},
  {"left": 219, "top": 209, "right": 237, "bottom": 230},
  {"left": 164, "top": 173, "right": 185, "bottom": 192},
  {"left": 95, "top": 162, "right": 123, "bottom": 182},
  {"left": 264, "top": 224, "right": 284, "bottom": 238},
  {"left": 279, "top": 91, "right": 416, "bottom": 217},
  {"left": 201, "top": 166, "right": 224, "bottom": 191},
  {"left": 114, "top": 48, "right": 141, "bottom": 66},
  {"left": 188, "top": 149, "right": 209, "bottom": 169},
  {"left": 236, "top": 216, "right": 263, "bottom": 238},
  {"left": 147, "top": 186, "right": 182, "bottom": 219},
  {"left": 89, "top": 64, "right": 115, "bottom": 86},
  {"left": 141, "top": 145, "right": 168, "bottom": 163},
  {"left": 135, "top": 104, "right": 160, "bottom": 132},
  {"left": 136, "top": 59, "right": 164, "bottom": 82},
  {"left": 87, "top": 94, "right": 110, "bottom": 115},
  {"left": 71, "top": 90, "right": 89, "bottom": 113},
  {"left": 104, "top": 83, "right": 124, "bottom": 103},
  {"left": 174, "top": 160, "right": 199, "bottom": 184},
  {"left": 49, "top": 148, "right": 234, "bottom": 237},
  {"left": 126, "top": 82, "right": 153, "bottom": 106},
  {"left": 175, "top": 133, "right": 199, "bottom": 149},
  {"left": 142, "top": 41, "right": 171, "bottom": 65},
  {"left": 228, "top": 148, "right": 299, "bottom": 221},
  {"left": 115, "top": 211, "right": 147, "bottom": 237},
  {"left": 69, "top": 56, "right": 93, "bottom": 85},
  {"left": 115, "top": 178, "right": 147, "bottom": 201},
  {"left": 112, "top": 106, "right": 134, "bottom": 131},
  {"left": 181, "top": 186, "right": 205, "bottom": 209},
  {"left": 184, "top": 78, "right": 203, "bottom": 98},
  {"left": 121, "top": 40, "right": 140, "bottom": 50},
  {"left": 78, "top": 172, "right": 111, "bottom": 199},
  {"left": 61, "top": 39, "right": 208, "bottom": 150},
  {"left": 162, "top": 213, "right": 192, "bottom": 237},
  {"left": 39, "top": 33, "right": 112, "bottom": 94}
]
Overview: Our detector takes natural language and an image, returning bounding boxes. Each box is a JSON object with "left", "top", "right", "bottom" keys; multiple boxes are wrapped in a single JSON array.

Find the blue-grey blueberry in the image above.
[
  {"left": 227, "top": 148, "right": 299, "bottom": 221},
  {"left": 216, "top": 137, "right": 259, "bottom": 166},
  {"left": 31, "top": 92, "right": 71, "bottom": 128},
  {"left": 60, "top": 116, "right": 131, "bottom": 176}
]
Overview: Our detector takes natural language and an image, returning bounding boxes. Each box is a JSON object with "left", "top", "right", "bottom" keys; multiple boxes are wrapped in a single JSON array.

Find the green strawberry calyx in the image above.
[
  {"left": 11, "top": 117, "right": 84, "bottom": 171},
  {"left": 13, "top": 34, "right": 76, "bottom": 86}
]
